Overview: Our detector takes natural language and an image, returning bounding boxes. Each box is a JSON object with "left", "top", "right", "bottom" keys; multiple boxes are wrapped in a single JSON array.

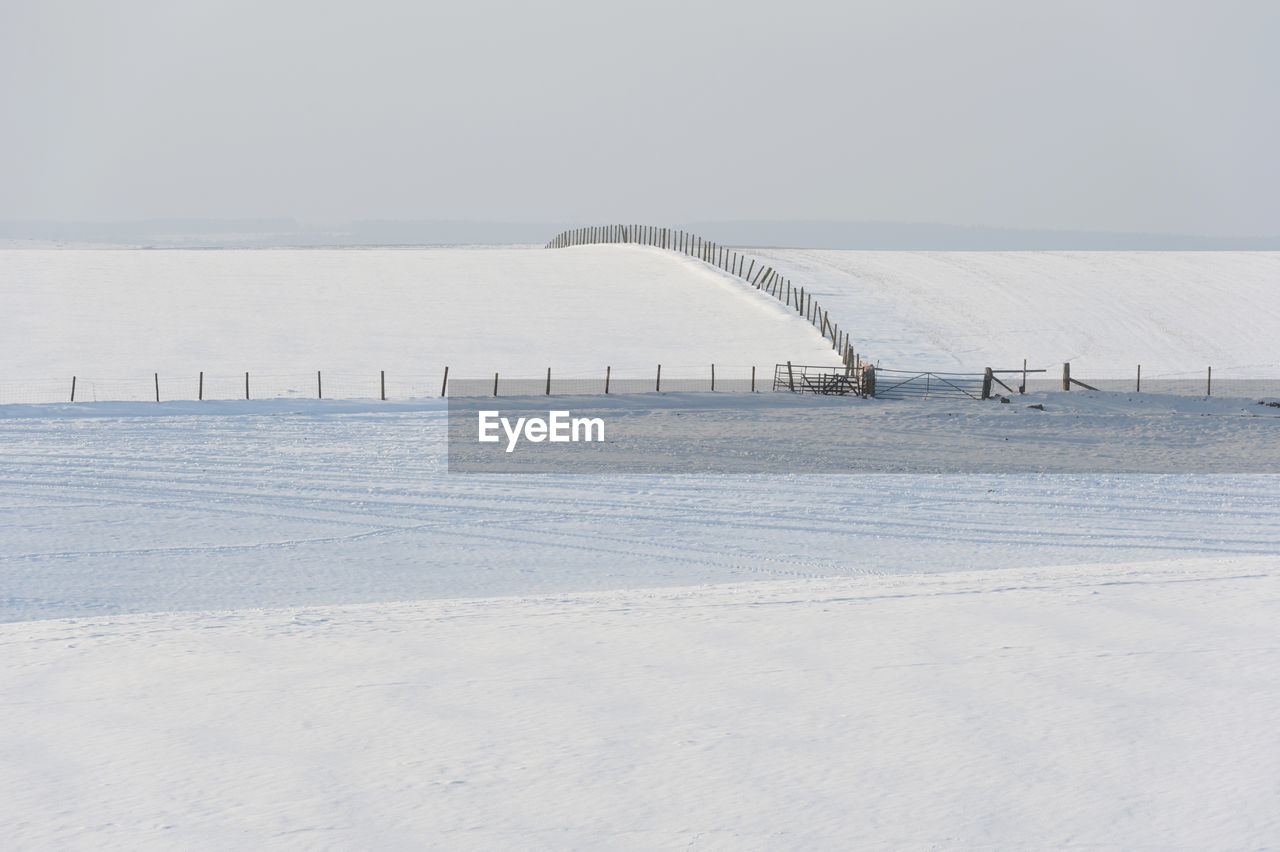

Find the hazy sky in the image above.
[{"left": 3, "top": 0, "right": 1277, "bottom": 236}]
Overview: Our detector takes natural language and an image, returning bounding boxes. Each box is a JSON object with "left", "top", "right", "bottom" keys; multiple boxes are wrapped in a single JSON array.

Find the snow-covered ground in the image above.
[
  {"left": 745, "top": 249, "right": 1280, "bottom": 375},
  {"left": 3, "top": 244, "right": 1279, "bottom": 847},
  {"left": 4, "top": 560, "right": 1277, "bottom": 848},
  {"left": 3, "top": 394, "right": 1278, "bottom": 622},
  {"left": 1, "top": 246, "right": 838, "bottom": 384}
]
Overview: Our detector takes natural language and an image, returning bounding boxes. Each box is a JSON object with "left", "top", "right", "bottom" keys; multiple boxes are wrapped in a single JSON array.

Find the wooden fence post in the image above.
[
  {"left": 441, "top": 366, "right": 449, "bottom": 397},
  {"left": 786, "top": 360, "right": 795, "bottom": 392},
  {"left": 493, "top": 372, "right": 499, "bottom": 397},
  {"left": 656, "top": 363, "right": 661, "bottom": 392},
  {"left": 546, "top": 367, "right": 551, "bottom": 395},
  {"left": 199, "top": 371, "right": 203, "bottom": 400},
  {"left": 1207, "top": 366, "right": 1212, "bottom": 396},
  {"left": 245, "top": 372, "right": 250, "bottom": 400},
  {"left": 981, "top": 367, "right": 993, "bottom": 400},
  {"left": 155, "top": 373, "right": 159, "bottom": 402},
  {"left": 70, "top": 376, "right": 76, "bottom": 402},
  {"left": 1136, "top": 364, "right": 1141, "bottom": 393},
  {"left": 751, "top": 365, "right": 756, "bottom": 392},
  {"left": 711, "top": 363, "right": 715, "bottom": 391},
  {"left": 317, "top": 370, "right": 322, "bottom": 399},
  {"left": 1062, "top": 362, "right": 1070, "bottom": 391},
  {"left": 1021, "top": 359, "right": 1027, "bottom": 393},
  {"left": 605, "top": 365, "right": 611, "bottom": 394},
  {"left": 381, "top": 370, "right": 386, "bottom": 401}
]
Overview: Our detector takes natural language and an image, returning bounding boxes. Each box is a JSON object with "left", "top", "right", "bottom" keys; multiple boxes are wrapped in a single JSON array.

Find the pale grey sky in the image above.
[{"left": 2, "top": 0, "right": 1277, "bottom": 236}]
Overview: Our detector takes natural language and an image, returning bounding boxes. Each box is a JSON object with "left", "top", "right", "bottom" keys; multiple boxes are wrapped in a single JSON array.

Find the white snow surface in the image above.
[
  {"left": 4, "top": 561, "right": 1278, "bottom": 848},
  {"left": 4, "top": 246, "right": 1280, "bottom": 847},
  {"left": 2, "top": 246, "right": 839, "bottom": 380},
  {"left": 745, "top": 249, "right": 1280, "bottom": 374},
  {"left": 3, "top": 393, "right": 1278, "bottom": 622}
]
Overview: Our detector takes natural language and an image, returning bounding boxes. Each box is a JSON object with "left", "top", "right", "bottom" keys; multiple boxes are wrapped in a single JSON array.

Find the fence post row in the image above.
[
  {"left": 36, "top": 361, "right": 1241, "bottom": 403},
  {"left": 548, "top": 223, "right": 865, "bottom": 373}
]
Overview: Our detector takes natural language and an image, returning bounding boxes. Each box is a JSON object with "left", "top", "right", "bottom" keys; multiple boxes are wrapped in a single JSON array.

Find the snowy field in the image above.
[
  {"left": 3, "top": 244, "right": 1279, "bottom": 847},
  {"left": 748, "top": 248, "right": 1280, "bottom": 374},
  {"left": 4, "top": 561, "right": 1277, "bottom": 848},
  {"left": 0, "top": 246, "right": 838, "bottom": 386},
  {"left": 2, "top": 394, "right": 1278, "bottom": 623}
]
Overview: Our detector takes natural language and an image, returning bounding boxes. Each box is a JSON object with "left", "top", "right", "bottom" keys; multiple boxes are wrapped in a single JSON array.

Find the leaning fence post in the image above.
[
  {"left": 441, "top": 366, "right": 449, "bottom": 397},
  {"left": 154, "top": 372, "right": 160, "bottom": 402},
  {"left": 656, "top": 364, "right": 661, "bottom": 392},
  {"left": 70, "top": 376, "right": 76, "bottom": 402},
  {"left": 493, "top": 372, "right": 499, "bottom": 397},
  {"left": 1062, "top": 362, "right": 1070, "bottom": 391},
  {"left": 317, "top": 370, "right": 323, "bottom": 399},
  {"left": 546, "top": 367, "right": 551, "bottom": 395},
  {"left": 605, "top": 365, "right": 611, "bottom": 394}
]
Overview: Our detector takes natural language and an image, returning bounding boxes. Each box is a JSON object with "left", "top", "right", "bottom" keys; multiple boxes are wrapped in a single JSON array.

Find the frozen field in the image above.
[
  {"left": 2, "top": 394, "right": 1278, "bottom": 622},
  {"left": 747, "top": 248, "right": 1280, "bottom": 373},
  {"left": 3, "top": 244, "right": 1279, "bottom": 847},
  {"left": 4, "top": 561, "right": 1277, "bottom": 848},
  {"left": 0, "top": 246, "right": 838, "bottom": 384}
]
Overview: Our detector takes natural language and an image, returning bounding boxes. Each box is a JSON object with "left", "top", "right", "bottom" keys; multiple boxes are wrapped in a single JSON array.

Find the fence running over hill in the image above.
[{"left": 546, "top": 224, "right": 864, "bottom": 371}]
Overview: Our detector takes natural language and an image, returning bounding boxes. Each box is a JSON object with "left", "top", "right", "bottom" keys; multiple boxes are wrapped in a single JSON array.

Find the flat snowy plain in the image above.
[{"left": 2, "top": 246, "right": 1278, "bottom": 848}]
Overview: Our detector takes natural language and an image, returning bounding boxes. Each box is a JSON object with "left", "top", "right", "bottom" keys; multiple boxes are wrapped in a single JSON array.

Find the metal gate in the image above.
[
  {"left": 773, "top": 363, "right": 863, "bottom": 395},
  {"left": 870, "top": 369, "right": 985, "bottom": 400}
]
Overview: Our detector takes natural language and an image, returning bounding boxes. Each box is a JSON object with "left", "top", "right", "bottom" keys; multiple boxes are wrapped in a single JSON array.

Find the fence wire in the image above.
[
  {"left": 0, "top": 367, "right": 772, "bottom": 404},
  {"left": 1023, "top": 376, "right": 1280, "bottom": 397},
  {"left": 4, "top": 366, "right": 1278, "bottom": 405}
]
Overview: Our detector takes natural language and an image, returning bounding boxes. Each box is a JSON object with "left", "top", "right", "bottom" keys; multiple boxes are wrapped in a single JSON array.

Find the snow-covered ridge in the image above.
[
  {"left": 0, "top": 246, "right": 842, "bottom": 388},
  {"left": 547, "top": 224, "right": 858, "bottom": 368},
  {"left": 746, "top": 248, "right": 1280, "bottom": 374}
]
